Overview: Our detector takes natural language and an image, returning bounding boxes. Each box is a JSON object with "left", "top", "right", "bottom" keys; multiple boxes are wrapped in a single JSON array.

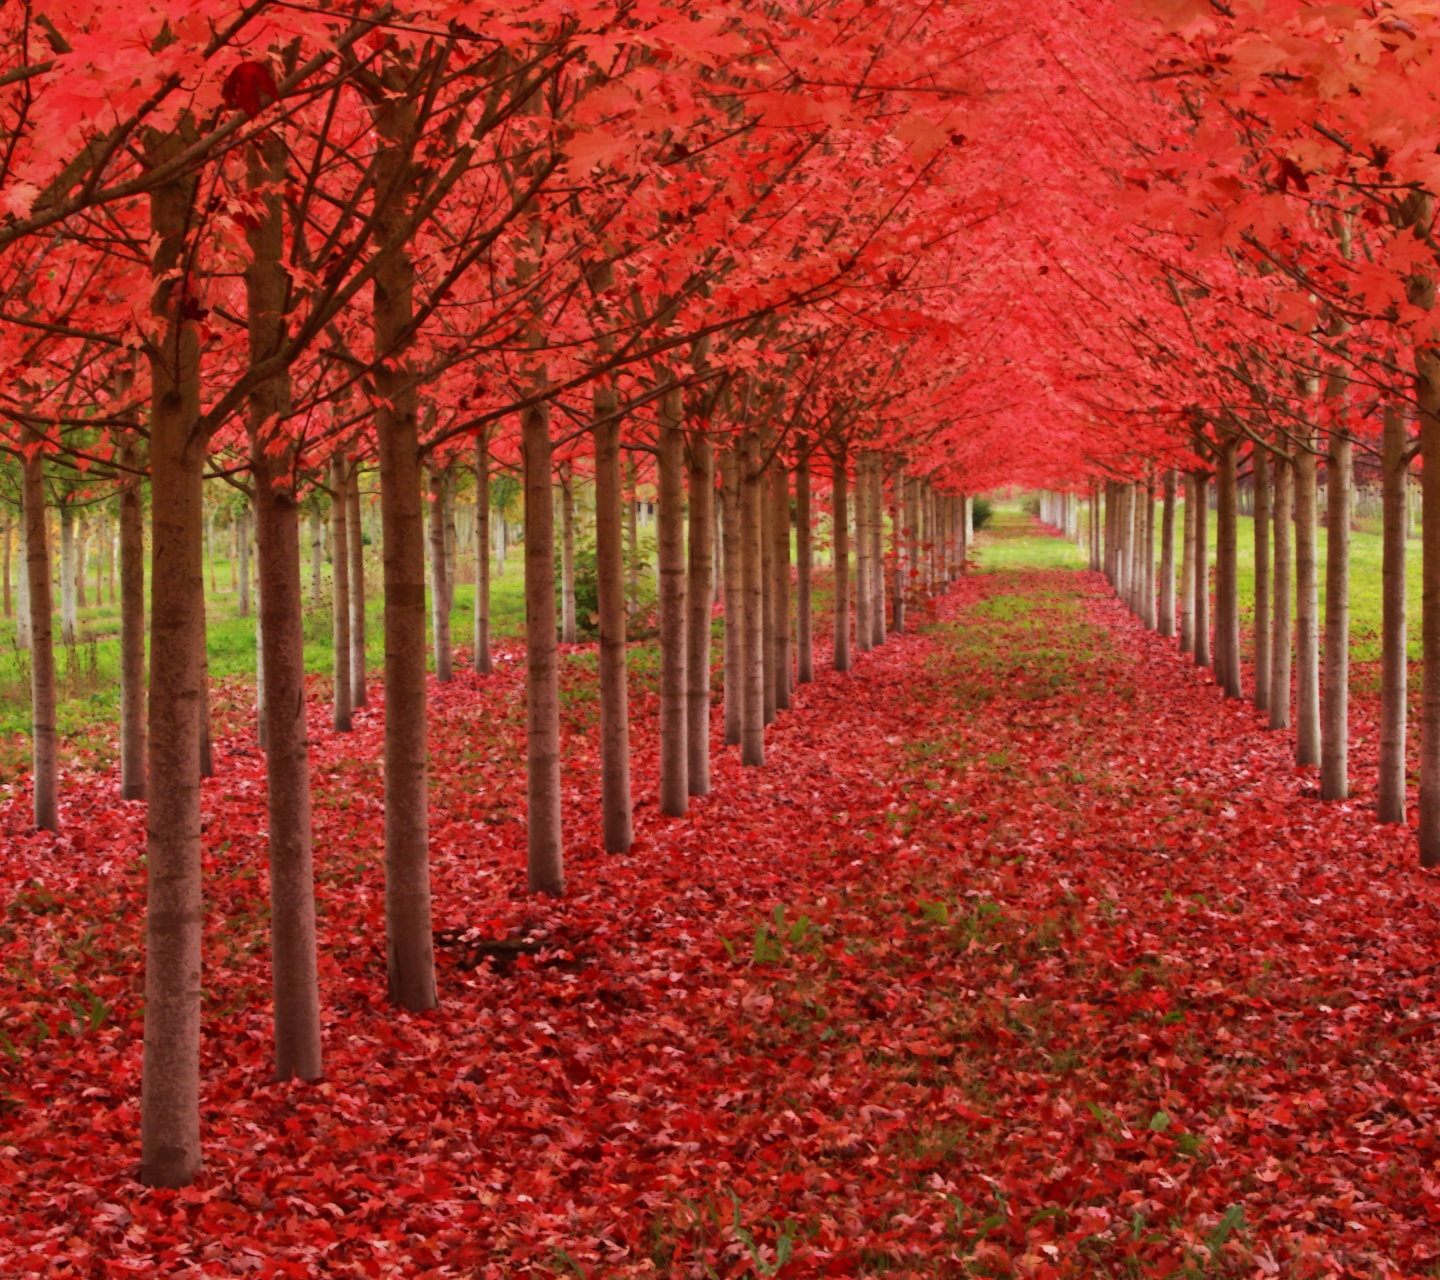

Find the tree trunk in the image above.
[
  {"left": 796, "top": 444, "right": 814, "bottom": 678},
  {"left": 1321, "top": 429, "right": 1351, "bottom": 799},
  {"left": 473, "top": 436, "right": 492, "bottom": 675},
  {"left": 1180, "top": 478, "right": 1195, "bottom": 652},
  {"left": 771, "top": 461, "right": 791, "bottom": 710},
  {"left": 832, "top": 457, "right": 851, "bottom": 673},
  {"left": 140, "top": 151, "right": 205, "bottom": 1189},
  {"left": 1143, "top": 482, "right": 1157, "bottom": 629},
  {"left": 1216, "top": 440, "right": 1241, "bottom": 696},
  {"left": 330, "top": 458, "right": 352, "bottom": 731},
  {"left": 74, "top": 518, "right": 88, "bottom": 611},
  {"left": 21, "top": 430, "right": 57, "bottom": 831},
  {"left": 907, "top": 477, "right": 921, "bottom": 615},
  {"left": 1294, "top": 435, "right": 1321, "bottom": 766},
  {"left": 309, "top": 506, "right": 323, "bottom": 602},
  {"left": 891, "top": 463, "right": 906, "bottom": 635},
  {"left": 593, "top": 394, "right": 633, "bottom": 850},
  {"left": 373, "top": 108, "right": 436, "bottom": 1011},
  {"left": 522, "top": 397, "right": 563, "bottom": 892},
  {"left": 237, "top": 506, "right": 251, "bottom": 618},
  {"left": 625, "top": 454, "right": 639, "bottom": 615},
  {"left": 443, "top": 468, "right": 458, "bottom": 618},
  {"left": 2, "top": 509, "right": 10, "bottom": 619},
  {"left": 740, "top": 430, "right": 766, "bottom": 765},
  {"left": 1422, "top": 361, "right": 1440, "bottom": 864},
  {"left": 657, "top": 384, "right": 688, "bottom": 815},
  {"left": 1379, "top": 407, "right": 1408, "bottom": 824},
  {"left": 1159, "top": 470, "right": 1176, "bottom": 638},
  {"left": 560, "top": 464, "right": 577, "bottom": 645},
  {"left": 1192, "top": 471, "right": 1210, "bottom": 668},
  {"left": 1252, "top": 451, "right": 1272, "bottom": 712},
  {"left": 427, "top": 464, "right": 453, "bottom": 683},
  {"left": 347, "top": 467, "right": 367, "bottom": 707},
  {"left": 870, "top": 457, "right": 886, "bottom": 645},
  {"left": 59, "top": 504, "right": 76, "bottom": 645},
  {"left": 119, "top": 438, "right": 147, "bottom": 801},
  {"left": 760, "top": 451, "right": 776, "bottom": 724},
  {"left": 1270, "top": 455, "right": 1294, "bottom": 730},
  {"left": 246, "top": 132, "right": 322, "bottom": 1084},
  {"left": 853, "top": 455, "right": 871, "bottom": 653},
  {"left": 686, "top": 427, "right": 715, "bottom": 796},
  {"left": 720, "top": 441, "right": 744, "bottom": 747}
]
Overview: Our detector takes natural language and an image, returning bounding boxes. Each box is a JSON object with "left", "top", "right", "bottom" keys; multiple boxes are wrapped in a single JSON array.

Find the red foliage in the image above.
[{"left": 2, "top": 539, "right": 1438, "bottom": 1276}]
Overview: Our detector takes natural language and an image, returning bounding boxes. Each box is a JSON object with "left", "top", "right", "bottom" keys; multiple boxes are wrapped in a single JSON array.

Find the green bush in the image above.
[{"left": 971, "top": 497, "right": 994, "bottom": 530}]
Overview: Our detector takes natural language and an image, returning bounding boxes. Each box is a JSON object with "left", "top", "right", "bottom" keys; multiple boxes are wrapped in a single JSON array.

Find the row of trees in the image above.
[{"left": 5, "top": 0, "right": 1440, "bottom": 1189}]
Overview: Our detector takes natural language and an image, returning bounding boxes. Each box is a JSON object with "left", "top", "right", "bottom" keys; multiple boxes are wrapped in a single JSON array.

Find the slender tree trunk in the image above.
[
  {"left": 373, "top": 107, "right": 436, "bottom": 1010},
  {"left": 246, "top": 133, "right": 322, "bottom": 1085},
  {"left": 1379, "top": 407, "right": 1408, "bottom": 824},
  {"left": 906, "top": 477, "right": 921, "bottom": 615},
  {"left": 309, "top": 506, "right": 323, "bottom": 602},
  {"left": 1193, "top": 471, "right": 1210, "bottom": 668},
  {"left": 795, "top": 444, "right": 814, "bottom": 679},
  {"left": 443, "top": 468, "right": 458, "bottom": 618},
  {"left": 2, "top": 509, "right": 10, "bottom": 619},
  {"left": 1294, "top": 435, "right": 1321, "bottom": 766},
  {"left": 720, "top": 441, "right": 744, "bottom": 747},
  {"left": 1159, "top": 470, "right": 1176, "bottom": 637},
  {"left": 473, "top": 437, "right": 492, "bottom": 675},
  {"left": 74, "top": 518, "right": 88, "bottom": 611},
  {"left": 427, "top": 464, "right": 453, "bottom": 683},
  {"left": 59, "top": 505, "right": 76, "bottom": 645},
  {"left": 740, "top": 430, "right": 765, "bottom": 765},
  {"left": 870, "top": 458, "right": 885, "bottom": 645},
  {"left": 592, "top": 370, "right": 633, "bottom": 850},
  {"left": 1216, "top": 440, "right": 1241, "bottom": 697},
  {"left": 853, "top": 455, "right": 871, "bottom": 653},
  {"left": 1270, "top": 456, "right": 1294, "bottom": 730},
  {"left": 1253, "top": 451, "right": 1272, "bottom": 713},
  {"left": 686, "top": 427, "right": 715, "bottom": 796},
  {"left": 772, "top": 462, "right": 791, "bottom": 710},
  {"left": 560, "top": 464, "right": 577, "bottom": 645},
  {"left": 832, "top": 457, "right": 851, "bottom": 673},
  {"left": 1180, "top": 478, "right": 1196, "bottom": 652},
  {"left": 891, "top": 463, "right": 906, "bottom": 635},
  {"left": 657, "top": 385, "right": 688, "bottom": 815},
  {"left": 1321, "top": 429, "right": 1351, "bottom": 799},
  {"left": 330, "top": 458, "right": 352, "bottom": 731},
  {"left": 347, "top": 467, "right": 367, "bottom": 707},
  {"left": 1143, "top": 482, "right": 1157, "bottom": 629},
  {"left": 522, "top": 395, "right": 563, "bottom": 892},
  {"left": 22, "top": 430, "right": 57, "bottom": 831},
  {"left": 237, "top": 506, "right": 251, "bottom": 618},
  {"left": 625, "top": 455, "right": 639, "bottom": 616},
  {"left": 1421, "top": 360, "right": 1440, "bottom": 864},
  {"left": 119, "top": 437, "right": 146, "bottom": 801},
  {"left": 140, "top": 151, "right": 205, "bottom": 1189},
  {"left": 760, "top": 450, "right": 776, "bottom": 724}
]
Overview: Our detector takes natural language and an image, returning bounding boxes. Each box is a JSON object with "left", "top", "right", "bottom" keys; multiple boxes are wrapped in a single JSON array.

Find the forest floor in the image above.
[{"left": 2, "top": 511, "right": 1438, "bottom": 1279}]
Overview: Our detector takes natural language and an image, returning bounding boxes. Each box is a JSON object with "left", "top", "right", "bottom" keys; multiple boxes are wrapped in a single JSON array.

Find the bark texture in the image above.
[{"left": 1379, "top": 407, "right": 1408, "bottom": 824}]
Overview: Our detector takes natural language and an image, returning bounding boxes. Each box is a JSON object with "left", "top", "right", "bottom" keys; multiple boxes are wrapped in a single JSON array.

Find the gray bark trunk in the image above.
[
  {"left": 1252, "top": 452, "right": 1272, "bottom": 712},
  {"left": 686, "top": 428, "right": 714, "bottom": 795},
  {"left": 657, "top": 385, "right": 688, "bottom": 814},
  {"left": 1321, "top": 430, "right": 1351, "bottom": 798},
  {"left": 1295, "top": 435, "right": 1321, "bottom": 766},
  {"left": 1379, "top": 408, "right": 1408, "bottom": 824}
]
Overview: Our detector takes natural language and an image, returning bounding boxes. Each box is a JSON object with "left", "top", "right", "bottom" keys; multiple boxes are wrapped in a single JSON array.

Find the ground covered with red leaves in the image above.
[{"left": 2, "top": 515, "right": 1438, "bottom": 1279}]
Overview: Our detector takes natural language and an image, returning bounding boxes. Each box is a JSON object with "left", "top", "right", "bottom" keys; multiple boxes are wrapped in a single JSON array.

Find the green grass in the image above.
[
  {"left": 0, "top": 549, "right": 534, "bottom": 771},
  {"left": 981, "top": 499, "right": 1415, "bottom": 669}
]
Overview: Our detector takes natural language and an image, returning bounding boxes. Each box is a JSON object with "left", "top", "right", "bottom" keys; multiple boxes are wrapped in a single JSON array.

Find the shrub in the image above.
[{"left": 971, "top": 497, "right": 994, "bottom": 530}]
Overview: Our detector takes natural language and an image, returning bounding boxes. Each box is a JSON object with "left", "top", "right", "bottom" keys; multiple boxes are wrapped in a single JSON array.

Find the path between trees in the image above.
[{"left": 2, "top": 512, "right": 1437, "bottom": 1277}]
